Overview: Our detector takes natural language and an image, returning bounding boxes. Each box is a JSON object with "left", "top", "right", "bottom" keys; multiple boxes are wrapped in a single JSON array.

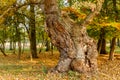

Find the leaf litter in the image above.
[{"left": 0, "top": 52, "right": 119, "bottom": 80}]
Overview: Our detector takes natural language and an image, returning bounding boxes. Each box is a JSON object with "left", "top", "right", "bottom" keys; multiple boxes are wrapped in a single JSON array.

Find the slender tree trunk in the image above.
[
  {"left": 15, "top": 23, "right": 22, "bottom": 59},
  {"left": 45, "top": 40, "right": 51, "bottom": 51},
  {"left": 9, "top": 28, "right": 14, "bottom": 50},
  {"left": 50, "top": 44, "right": 54, "bottom": 55},
  {"left": 97, "top": 39, "right": 102, "bottom": 54},
  {"left": 0, "top": 30, "right": 7, "bottom": 56},
  {"left": 22, "top": 34, "right": 25, "bottom": 54},
  {"left": 9, "top": 39, "right": 13, "bottom": 50},
  {"left": 100, "top": 38, "right": 106, "bottom": 54},
  {"left": 109, "top": 37, "right": 116, "bottom": 60},
  {"left": 117, "top": 38, "right": 120, "bottom": 47},
  {"left": 17, "top": 30, "right": 21, "bottom": 60},
  {"left": 0, "top": 42, "right": 7, "bottom": 56},
  {"left": 29, "top": 1, "right": 38, "bottom": 58},
  {"left": 42, "top": 0, "right": 104, "bottom": 73},
  {"left": 13, "top": 41, "right": 16, "bottom": 54},
  {"left": 38, "top": 42, "right": 44, "bottom": 54},
  {"left": 18, "top": 40, "right": 21, "bottom": 59},
  {"left": 108, "top": 0, "right": 118, "bottom": 60},
  {"left": 0, "top": 47, "right": 7, "bottom": 56},
  {"left": 97, "top": 28, "right": 106, "bottom": 54},
  {"left": 14, "top": 15, "right": 22, "bottom": 58}
]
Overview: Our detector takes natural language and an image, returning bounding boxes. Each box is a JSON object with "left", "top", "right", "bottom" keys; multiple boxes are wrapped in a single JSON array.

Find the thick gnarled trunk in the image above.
[{"left": 43, "top": 0, "right": 104, "bottom": 73}]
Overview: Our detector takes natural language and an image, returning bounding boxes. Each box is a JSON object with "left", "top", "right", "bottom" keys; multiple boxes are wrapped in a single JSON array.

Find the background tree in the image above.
[
  {"left": 0, "top": 26, "right": 7, "bottom": 56},
  {"left": 97, "top": 27, "right": 107, "bottom": 54},
  {"left": 109, "top": 0, "right": 119, "bottom": 60},
  {"left": 29, "top": 0, "right": 38, "bottom": 58},
  {"left": 88, "top": 0, "right": 120, "bottom": 56}
]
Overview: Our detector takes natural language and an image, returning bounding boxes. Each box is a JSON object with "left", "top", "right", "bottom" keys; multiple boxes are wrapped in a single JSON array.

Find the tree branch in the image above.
[
  {"left": 81, "top": 0, "right": 104, "bottom": 27},
  {"left": 0, "top": 1, "right": 41, "bottom": 19},
  {"left": 0, "top": 7, "right": 13, "bottom": 19}
]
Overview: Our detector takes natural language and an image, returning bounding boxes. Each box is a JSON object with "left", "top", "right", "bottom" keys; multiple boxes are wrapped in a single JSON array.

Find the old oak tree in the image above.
[{"left": 41, "top": 0, "right": 104, "bottom": 73}]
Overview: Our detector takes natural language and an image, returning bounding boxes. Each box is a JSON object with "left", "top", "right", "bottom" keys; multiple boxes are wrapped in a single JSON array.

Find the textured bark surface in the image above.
[
  {"left": 0, "top": 46, "right": 7, "bottom": 56},
  {"left": 117, "top": 38, "right": 120, "bottom": 47},
  {"left": 109, "top": 37, "right": 116, "bottom": 60},
  {"left": 108, "top": 0, "right": 118, "bottom": 60},
  {"left": 29, "top": 2, "right": 38, "bottom": 58},
  {"left": 100, "top": 39, "right": 106, "bottom": 54},
  {"left": 15, "top": 24, "right": 22, "bottom": 60},
  {"left": 97, "top": 28, "right": 106, "bottom": 54},
  {"left": 43, "top": 0, "right": 104, "bottom": 73}
]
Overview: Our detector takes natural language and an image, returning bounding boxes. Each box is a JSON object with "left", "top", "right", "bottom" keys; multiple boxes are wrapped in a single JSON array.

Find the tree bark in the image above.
[
  {"left": 97, "top": 28, "right": 106, "bottom": 54},
  {"left": 13, "top": 41, "right": 16, "bottom": 54},
  {"left": 45, "top": 40, "right": 51, "bottom": 51},
  {"left": 9, "top": 39, "right": 13, "bottom": 50},
  {"left": 108, "top": 0, "right": 118, "bottom": 60},
  {"left": 43, "top": 0, "right": 104, "bottom": 73},
  {"left": 109, "top": 37, "right": 116, "bottom": 60},
  {"left": 29, "top": 1, "right": 38, "bottom": 58},
  {"left": 100, "top": 38, "right": 106, "bottom": 54},
  {"left": 0, "top": 42, "right": 7, "bottom": 56},
  {"left": 0, "top": 47, "right": 7, "bottom": 56},
  {"left": 117, "top": 38, "right": 120, "bottom": 47},
  {"left": 0, "top": 30, "right": 7, "bottom": 56},
  {"left": 97, "top": 39, "right": 102, "bottom": 54},
  {"left": 17, "top": 27, "right": 21, "bottom": 60}
]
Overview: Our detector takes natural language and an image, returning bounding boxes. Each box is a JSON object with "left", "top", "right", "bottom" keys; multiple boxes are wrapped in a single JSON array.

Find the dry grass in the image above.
[{"left": 0, "top": 51, "right": 120, "bottom": 80}]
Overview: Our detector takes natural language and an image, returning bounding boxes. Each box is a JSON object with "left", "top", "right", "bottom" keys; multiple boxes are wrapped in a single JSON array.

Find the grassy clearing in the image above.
[{"left": 0, "top": 51, "right": 120, "bottom": 80}]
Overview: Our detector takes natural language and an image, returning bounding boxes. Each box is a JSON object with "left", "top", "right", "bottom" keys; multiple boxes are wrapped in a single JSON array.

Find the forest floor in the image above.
[{"left": 0, "top": 51, "right": 120, "bottom": 80}]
